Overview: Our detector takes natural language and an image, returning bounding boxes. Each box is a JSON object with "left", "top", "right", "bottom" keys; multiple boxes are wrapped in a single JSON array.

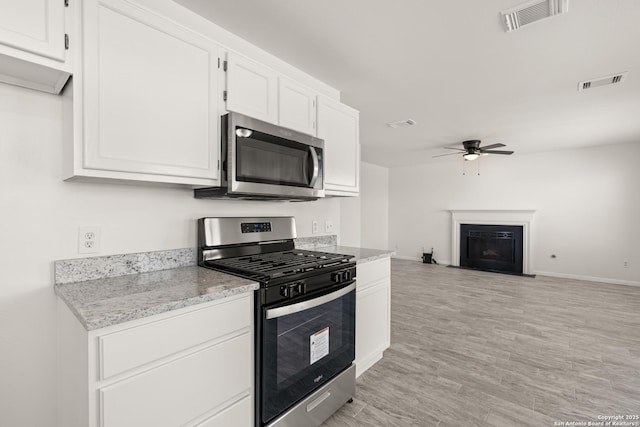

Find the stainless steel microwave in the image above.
[{"left": 195, "top": 112, "right": 324, "bottom": 201}]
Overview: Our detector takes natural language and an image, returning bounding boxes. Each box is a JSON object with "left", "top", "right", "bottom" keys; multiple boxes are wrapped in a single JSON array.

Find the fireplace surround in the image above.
[{"left": 450, "top": 210, "right": 536, "bottom": 275}]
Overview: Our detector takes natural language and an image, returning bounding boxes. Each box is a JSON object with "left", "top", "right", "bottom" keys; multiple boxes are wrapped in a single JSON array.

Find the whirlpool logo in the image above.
[{"left": 313, "top": 374, "right": 324, "bottom": 383}]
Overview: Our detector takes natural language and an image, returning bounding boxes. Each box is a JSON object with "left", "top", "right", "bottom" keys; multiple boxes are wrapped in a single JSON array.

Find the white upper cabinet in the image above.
[
  {"left": 317, "top": 96, "right": 360, "bottom": 195},
  {"left": 0, "top": 0, "right": 66, "bottom": 60},
  {"left": 226, "top": 52, "right": 278, "bottom": 124},
  {"left": 278, "top": 77, "right": 317, "bottom": 135},
  {"left": 0, "top": 0, "right": 71, "bottom": 93},
  {"left": 66, "top": 0, "right": 221, "bottom": 186}
]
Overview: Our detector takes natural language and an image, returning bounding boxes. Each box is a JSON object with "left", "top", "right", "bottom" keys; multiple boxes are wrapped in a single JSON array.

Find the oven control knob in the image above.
[
  {"left": 281, "top": 283, "right": 304, "bottom": 298},
  {"left": 280, "top": 285, "right": 291, "bottom": 298},
  {"left": 331, "top": 271, "right": 349, "bottom": 283}
]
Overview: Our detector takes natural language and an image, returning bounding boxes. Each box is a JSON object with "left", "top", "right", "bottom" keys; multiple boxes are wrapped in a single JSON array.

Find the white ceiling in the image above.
[{"left": 175, "top": 0, "right": 640, "bottom": 168}]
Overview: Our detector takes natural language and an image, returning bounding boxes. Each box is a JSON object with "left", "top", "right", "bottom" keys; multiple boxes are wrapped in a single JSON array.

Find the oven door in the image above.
[
  {"left": 227, "top": 113, "right": 324, "bottom": 199},
  {"left": 260, "top": 282, "right": 355, "bottom": 425}
]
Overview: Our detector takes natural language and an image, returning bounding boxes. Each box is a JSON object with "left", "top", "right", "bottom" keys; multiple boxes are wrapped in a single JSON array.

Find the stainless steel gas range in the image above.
[{"left": 197, "top": 217, "right": 356, "bottom": 427}]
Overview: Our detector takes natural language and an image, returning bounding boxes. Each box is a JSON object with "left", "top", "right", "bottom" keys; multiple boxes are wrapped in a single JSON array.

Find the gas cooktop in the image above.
[{"left": 204, "top": 249, "right": 353, "bottom": 282}]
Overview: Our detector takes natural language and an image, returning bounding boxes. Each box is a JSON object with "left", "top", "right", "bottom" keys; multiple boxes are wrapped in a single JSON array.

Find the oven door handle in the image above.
[{"left": 265, "top": 282, "right": 355, "bottom": 319}]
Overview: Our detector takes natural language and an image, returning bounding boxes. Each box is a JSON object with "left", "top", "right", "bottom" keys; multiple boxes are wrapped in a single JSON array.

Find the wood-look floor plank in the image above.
[{"left": 322, "top": 260, "right": 640, "bottom": 426}]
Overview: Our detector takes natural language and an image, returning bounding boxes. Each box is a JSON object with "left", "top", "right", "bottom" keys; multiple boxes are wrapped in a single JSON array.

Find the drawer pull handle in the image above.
[{"left": 306, "top": 390, "right": 331, "bottom": 412}]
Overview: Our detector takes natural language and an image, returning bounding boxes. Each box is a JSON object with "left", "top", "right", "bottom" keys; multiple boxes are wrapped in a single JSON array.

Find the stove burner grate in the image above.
[{"left": 206, "top": 249, "right": 352, "bottom": 281}]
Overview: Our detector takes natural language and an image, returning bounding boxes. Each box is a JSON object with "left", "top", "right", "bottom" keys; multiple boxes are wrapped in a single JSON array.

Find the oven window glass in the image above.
[
  {"left": 236, "top": 130, "right": 314, "bottom": 187},
  {"left": 261, "top": 286, "right": 355, "bottom": 424}
]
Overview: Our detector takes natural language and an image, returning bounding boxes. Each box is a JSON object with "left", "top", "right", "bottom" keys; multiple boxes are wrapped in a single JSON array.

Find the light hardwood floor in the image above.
[{"left": 322, "top": 259, "right": 640, "bottom": 426}]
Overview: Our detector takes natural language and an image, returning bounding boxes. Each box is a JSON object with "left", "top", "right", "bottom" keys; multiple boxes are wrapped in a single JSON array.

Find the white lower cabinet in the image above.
[
  {"left": 195, "top": 395, "right": 252, "bottom": 427},
  {"left": 57, "top": 293, "right": 253, "bottom": 427},
  {"left": 355, "top": 257, "right": 391, "bottom": 377}
]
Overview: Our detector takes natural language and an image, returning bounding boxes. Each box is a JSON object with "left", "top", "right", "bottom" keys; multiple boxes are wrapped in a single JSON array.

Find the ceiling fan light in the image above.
[{"left": 464, "top": 153, "right": 479, "bottom": 161}]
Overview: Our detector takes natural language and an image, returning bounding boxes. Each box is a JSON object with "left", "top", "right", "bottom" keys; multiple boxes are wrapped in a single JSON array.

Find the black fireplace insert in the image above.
[{"left": 460, "top": 224, "right": 523, "bottom": 275}]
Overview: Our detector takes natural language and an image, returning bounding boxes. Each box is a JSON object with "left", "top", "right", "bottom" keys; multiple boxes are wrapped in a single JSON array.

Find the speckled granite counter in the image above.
[
  {"left": 55, "top": 266, "right": 258, "bottom": 331},
  {"left": 54, "top": 243, "right": 391, "bottom": 331},
  {"left": 317, "top": 245, "right": 395, "bottom": 264}
]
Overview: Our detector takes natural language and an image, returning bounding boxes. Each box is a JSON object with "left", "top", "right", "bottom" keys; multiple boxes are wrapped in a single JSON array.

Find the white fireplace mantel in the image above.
[{"left": 450, "top": 210, "right": 536, "bottom": 275}]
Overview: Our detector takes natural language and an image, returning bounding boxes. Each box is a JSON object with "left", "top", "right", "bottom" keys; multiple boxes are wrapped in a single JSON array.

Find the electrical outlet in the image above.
[
  {"left": 78, "top": 226, "right": 101, "bottom": 254},
  {"left": 325, "top": 220, "right": 333, "bottom": 233},
  {"left": 624, "top": 261, "right": 629, "bottom": 268},
  {"left": 312, "top": 220, "right": 319, "bottom": 234}
]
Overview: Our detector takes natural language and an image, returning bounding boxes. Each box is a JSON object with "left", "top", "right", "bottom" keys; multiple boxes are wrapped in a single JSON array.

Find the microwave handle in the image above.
[
  {"left": 265, "top": 283, "right": 355, "bottom": 319},
  {"left": 309, "top": 146, "right": 319, "bottom": 188}
]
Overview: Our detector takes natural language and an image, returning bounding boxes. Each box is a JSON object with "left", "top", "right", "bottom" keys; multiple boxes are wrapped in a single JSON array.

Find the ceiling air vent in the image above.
[
  {"left": 387, "top": 119, "right": 416, "bottom": 129},
  {"left": 578, "top": 72, "right": 628, "bottom": 91},
  {"left": 501, "top": 0, "right": 569, "bottom": 32}
]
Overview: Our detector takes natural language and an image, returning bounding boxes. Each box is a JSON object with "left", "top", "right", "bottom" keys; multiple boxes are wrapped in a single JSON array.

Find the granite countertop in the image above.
[
  {"left": 54, "top": 240, "right": 392, "bottom": 332},
  {"left": 55, "top": 266, "right": 258, "bottom": 331},
  {"left": 318, "top": 245, "right": 395, "bottom": 263}
]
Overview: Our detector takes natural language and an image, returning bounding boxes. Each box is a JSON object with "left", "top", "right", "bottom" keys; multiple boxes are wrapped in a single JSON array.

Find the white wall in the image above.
[
  {"left": 0, "top": 83, "right": 341, "bottom": 426},
  {"left": 359, "top": 162, "right": 389, "bottom": 250},
  {"left": 338, "top": 162, "right": 390, "bottom": 249},
  {"left": 389, "top": 142, "right": 640, "bottom": 285},
  {"left": 339, "top": 193, "right": 360, "bottom": 246}
]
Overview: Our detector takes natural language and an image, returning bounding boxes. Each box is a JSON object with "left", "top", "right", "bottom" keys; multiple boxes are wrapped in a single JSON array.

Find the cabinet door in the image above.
[
  {"left": 278, "top": 77, "right": 317, "bottom": 135},
  {"left": 81, "top": 0, "right": 220, "bottom": 182},
  {"left": 317, "top": 97, "right": 360, "bottom": 195},
  {"left": 226, "top": 52, "right": 278, "bottom": 124},
  {"left": 100, "top": 333, "right": 252, "bottom": 427},
  {"left": 355, "top": 280, "right": 390, "bottom": 378},
  {"left": 0, "top": 0, "right": 66, "bottom": 61},
  {"left": 194, "top": 396, "right": 252, "bottom": 427}
]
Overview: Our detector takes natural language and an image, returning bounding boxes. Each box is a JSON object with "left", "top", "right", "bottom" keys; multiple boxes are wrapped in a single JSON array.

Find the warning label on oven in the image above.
[{"left": 310, "top": 327, "right": 329, "bottom": 365}]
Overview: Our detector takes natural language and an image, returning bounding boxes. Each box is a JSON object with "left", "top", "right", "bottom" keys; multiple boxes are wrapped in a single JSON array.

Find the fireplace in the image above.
[
  {"left": 450, "top": 210, "right": 536, "bottom": 275},
  {"left": 460, "top": 224, "right": 523, "bottom": 274}
]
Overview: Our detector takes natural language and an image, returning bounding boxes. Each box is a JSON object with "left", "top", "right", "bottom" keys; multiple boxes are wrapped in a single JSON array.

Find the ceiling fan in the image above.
[{"left": 433, "top": 140, "right": 514, "bottom": 161}]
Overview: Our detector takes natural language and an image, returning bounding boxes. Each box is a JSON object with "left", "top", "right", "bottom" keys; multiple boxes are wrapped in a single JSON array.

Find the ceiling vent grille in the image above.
[
  {"left": 578, "top": 72, "right": 628, "bottom": 91},
  {"left": 501, "top": 0, "right": 569, "bottom": 32},
  {"left": 387, "top": 119, "right": 416, "bottom": 129}
]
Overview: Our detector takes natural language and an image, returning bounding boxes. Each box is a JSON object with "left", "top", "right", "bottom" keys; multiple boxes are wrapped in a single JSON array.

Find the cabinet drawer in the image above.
[
  {"left": 194, "top": 395, "right": 252, "bottom": 427},
  {"left": 101, "top": 333, "right": 252, "bottom": 427},
  {"left": 99, "top": 295, "right": 251, "bottom": 379},
  {"left": 356, "top": 258, "right": 390, "bottom": 289}
]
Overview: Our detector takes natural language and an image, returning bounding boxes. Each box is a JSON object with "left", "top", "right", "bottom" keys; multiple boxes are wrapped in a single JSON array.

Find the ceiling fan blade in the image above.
[
  {"left": 479, "top": 143, "right": 506, "bottom": 150},
  {"left": 443, "top": 146, "right": 466, "bottom": 151},
  {"left": 432, "top": 152, "right": 462, "bottom": 158},
  {"left": 481, "top": 150, "right": 514, "bottom": 155}
]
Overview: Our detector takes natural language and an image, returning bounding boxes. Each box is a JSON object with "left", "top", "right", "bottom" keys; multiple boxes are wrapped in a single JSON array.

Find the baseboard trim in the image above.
[
  {"left": 392, "top": 255, "right": 451, "bottom": 265},
  {"left": 392, "top": 255, "right": 418, "bottom": 261},
  {"left": 355, "top": 350, "right": 384, "bottom": 378},
  {"left": 535, "top": 271, "right": 640, "bottom": 287}
]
